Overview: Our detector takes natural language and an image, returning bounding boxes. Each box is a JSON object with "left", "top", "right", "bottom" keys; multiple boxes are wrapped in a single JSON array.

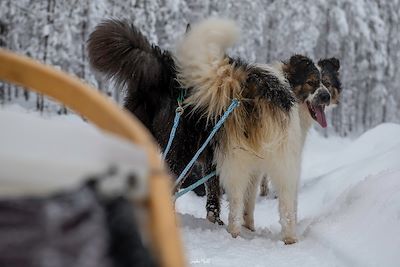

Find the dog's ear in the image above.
[
  {"left": 186, "top": 23, "right": 191, "bottom": 34},
  {"left": 288, "top": 55, "right": 313, "bottom": 72},
  {"left": 285, "top": 55, "right": 315, "bottom": 76},
  {"left": 319, "top": 57, "right": 342, "bottom": 94},
  {"left": 284, "top": 55, "right": 315, "bottom": 84},
  {"left": 318, "top": 57, "right": 340, "bottom": 72}
]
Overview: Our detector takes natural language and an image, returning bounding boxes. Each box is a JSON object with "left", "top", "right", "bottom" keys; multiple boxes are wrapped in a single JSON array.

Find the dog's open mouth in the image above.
[{"left": 306, "top": 101, "right": 327, "bottom": 128}]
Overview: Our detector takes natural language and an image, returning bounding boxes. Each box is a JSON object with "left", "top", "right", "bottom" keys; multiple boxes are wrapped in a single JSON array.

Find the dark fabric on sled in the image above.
[
  {"left": 0, "top": 185, "right": 156, "bottom": 267},
  {"left": 104, "top": 197, "right": 155, "bottom": 267}
]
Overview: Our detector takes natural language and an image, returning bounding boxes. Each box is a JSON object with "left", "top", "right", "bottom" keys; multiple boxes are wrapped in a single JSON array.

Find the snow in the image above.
[
  {"left": 1, "top": 105, "right": 400, "bottom": 266},
  {"left": 0, "top": 105, "right": 149, "bottom": 198},
  {"left": 177, "top": 124, "right": 400, "bottom": 267}
]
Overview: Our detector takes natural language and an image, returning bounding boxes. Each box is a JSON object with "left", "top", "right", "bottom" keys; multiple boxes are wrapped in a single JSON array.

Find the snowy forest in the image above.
[{"left": 0, "top": 0, "right": 399, "bottom": 136}]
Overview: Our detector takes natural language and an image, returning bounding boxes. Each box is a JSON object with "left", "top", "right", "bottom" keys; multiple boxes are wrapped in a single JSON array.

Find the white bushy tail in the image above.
[
  {"left": 175, "top": 18, "right": 242, "bottom": 122},
  {"left": 175, "top": 18, "right": 239, "bottom": 72}
]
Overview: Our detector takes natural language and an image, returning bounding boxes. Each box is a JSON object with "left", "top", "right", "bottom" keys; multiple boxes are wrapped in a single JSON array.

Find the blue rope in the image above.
[
  {"left": 175, "top": 171, "right": 216, "bottom": 199},
  {"left": 174, "top": 98, "right": 240, "bottom": 187},
  {"left": 162, "top": 108, "right": 183, "bottom": 160}
]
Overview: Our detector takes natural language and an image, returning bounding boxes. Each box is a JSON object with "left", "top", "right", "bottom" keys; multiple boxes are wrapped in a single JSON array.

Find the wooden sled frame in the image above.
[{"left": 0, "top": 49, "right": 185, "bottom": 267}]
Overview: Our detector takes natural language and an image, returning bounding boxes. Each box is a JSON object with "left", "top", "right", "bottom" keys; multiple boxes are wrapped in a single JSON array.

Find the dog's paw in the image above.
[
  {"left": 206, "top": 211, "right": 216, "bottom": 222},
  {"left": 243, "top": 222, "right": 255, "bottom": 232},
  {"left": 242, "top": 216, "right": 255, "bottom": 231},
  {"left": 230, "top": 231, "right": 240, "bottom": 238},
  {"left": 207, "top": 211, "right": 224, "bottom": 225},
  {"left": 283, "top": 236, "right": 298, "bottom": 245},
  {"left": 227, "top": 223, "right": 241, "bottom": 238},
  {"left": 216, "top": 217, "right": 225, "bottom": 225}
]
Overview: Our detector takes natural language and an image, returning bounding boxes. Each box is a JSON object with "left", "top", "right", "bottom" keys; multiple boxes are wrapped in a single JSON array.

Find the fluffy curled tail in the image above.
[
  {"left": 87, "top": 19, "right": 172, "bottom": 92},
  {"left": 175, "top": 18, "right": 242, "bottom": 122},
  {"left": 175, "top": 18, "right": 239, "bottom": 72}
]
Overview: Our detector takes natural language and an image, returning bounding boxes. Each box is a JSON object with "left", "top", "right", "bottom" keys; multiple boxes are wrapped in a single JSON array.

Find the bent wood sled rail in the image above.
[{"left": 0, "top": 48, "right": 186, "bottom": 267}]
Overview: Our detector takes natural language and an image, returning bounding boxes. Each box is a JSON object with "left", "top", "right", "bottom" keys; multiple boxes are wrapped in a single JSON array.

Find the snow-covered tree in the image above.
[{"left": 0, "top": 0, "right": 399, "bottom": 136}]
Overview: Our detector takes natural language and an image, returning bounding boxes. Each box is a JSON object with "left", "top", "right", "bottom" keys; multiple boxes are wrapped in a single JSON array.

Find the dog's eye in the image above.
[
  {"left": 324, "top": 81, "right": 332, "bottom": 87},
  {"left": 306, "top": 81, "right": 316, "bottom": 87}
]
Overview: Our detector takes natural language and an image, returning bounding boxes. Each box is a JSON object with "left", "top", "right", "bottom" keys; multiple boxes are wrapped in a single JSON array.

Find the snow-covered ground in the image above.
[
  {"left": 177, "top": 124, "right": 400, "bottom": 267},
  {"left": 1, "top": 105, "right": 399, "bottom": 267}
]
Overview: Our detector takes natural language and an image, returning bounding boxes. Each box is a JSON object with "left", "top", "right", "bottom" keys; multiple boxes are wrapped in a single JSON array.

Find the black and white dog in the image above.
[
  {"left": 88, "top": 18, "right": 341, "bottom": 244},
  {"left": 174, "top": 18, "right": 341, "bottom": 244}
]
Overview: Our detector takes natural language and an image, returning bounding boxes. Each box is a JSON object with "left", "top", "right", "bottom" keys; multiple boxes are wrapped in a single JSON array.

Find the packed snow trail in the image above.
[
  {"left": 176, "top": 124, "right": 400, "bottom": 267},
  {"left": 1, "top": 106, "right": 399, "bottom": 266}
]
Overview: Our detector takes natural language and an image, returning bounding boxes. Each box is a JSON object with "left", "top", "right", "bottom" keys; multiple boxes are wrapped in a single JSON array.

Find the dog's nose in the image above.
[{"left": 319, "top": 91, "right": 331, "bottom": 104}]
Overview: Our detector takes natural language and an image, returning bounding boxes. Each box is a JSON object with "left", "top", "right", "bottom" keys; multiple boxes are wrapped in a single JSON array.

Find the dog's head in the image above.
[
  {"left": 284, "top": 55, "right": 341, "bottom": 128},
  {"left": 318, "top": 58, "right": 341, "bottom": 106}
]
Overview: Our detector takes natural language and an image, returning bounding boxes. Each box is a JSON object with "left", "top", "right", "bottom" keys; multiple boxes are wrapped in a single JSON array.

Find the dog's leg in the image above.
[
  {"left": 226, "top": 178, "right": 248, "bottom": 238},
  {"left": 259, "top": 175, "right": 269, "bottom": 197},
  {"left": 183, "top": 163, "right": 206, "bottom": 196},
  {"left": 199, "top": 149, "right": 224, "bottom": 225},
  {"left": 243, "top": 174, "right": 261, "bottom": 231},
  {"left": 205, "top": 175, "right": 224, "bottom": 225},
  {"left": 220, "top": 166, "right": 250, "bottom": 238},
  {"left": 268, "top": 154, "right": 300, "bottom": 245}
]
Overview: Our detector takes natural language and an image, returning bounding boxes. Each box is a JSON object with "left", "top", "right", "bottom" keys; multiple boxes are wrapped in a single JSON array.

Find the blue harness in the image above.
[{"left": 162, "top": 96, "right": 240, "bottom": 199}]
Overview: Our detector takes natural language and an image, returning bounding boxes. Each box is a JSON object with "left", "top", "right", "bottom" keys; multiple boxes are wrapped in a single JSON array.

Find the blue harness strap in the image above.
[
  {"left": 175, "top": 171, "right": 216, "bottom": 199},
  {"left": 162, "top": 106, "right": 183, "bottom": 160},
  {"left": 162, "top": 97, "right": 240, "bottom": 199},
  {"left": 174, "top": 99, "right": 240, "bottom": 189},
  {"left": 162, "top": 90, "right": 186, "bottom": 159}
]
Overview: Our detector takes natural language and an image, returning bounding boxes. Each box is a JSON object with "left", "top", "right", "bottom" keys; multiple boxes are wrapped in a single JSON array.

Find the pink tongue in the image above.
[{"left": 315, "top": 105, "right": 327, "bottom": 128}]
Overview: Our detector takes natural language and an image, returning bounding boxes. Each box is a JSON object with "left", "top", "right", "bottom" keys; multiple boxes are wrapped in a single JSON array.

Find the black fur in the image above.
[
  {"left": 87, "top": 19, "right": 176, "bottom": 130},
  {"left": 88, "top": 20, "right": 300, "bottom": 224},
  {"left": 286, "top": 55, "right": 320, "bottom": 85},
  {"left": 318, "top": 58, "right": 342, "bottom": 92},
  {"left": 183, "top": 163, "right": 206, "bottom": 196},
  {"left": 88, "top": 20, "right": 215, "bottom": 209},
  {"left": 228, "top": 57, "right": 295, "bottom": 112},
  {"left": 246, "top": 66, "right": 295, "bottom": 112}
]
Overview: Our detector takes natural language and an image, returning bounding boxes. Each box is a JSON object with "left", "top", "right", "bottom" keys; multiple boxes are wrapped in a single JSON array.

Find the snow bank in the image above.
[
  {"left": 177, "top": 123, "right": 400, "bottom": 267},
  {"left": 310, "top": 170, "right": 400, "bottom": 267}
]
